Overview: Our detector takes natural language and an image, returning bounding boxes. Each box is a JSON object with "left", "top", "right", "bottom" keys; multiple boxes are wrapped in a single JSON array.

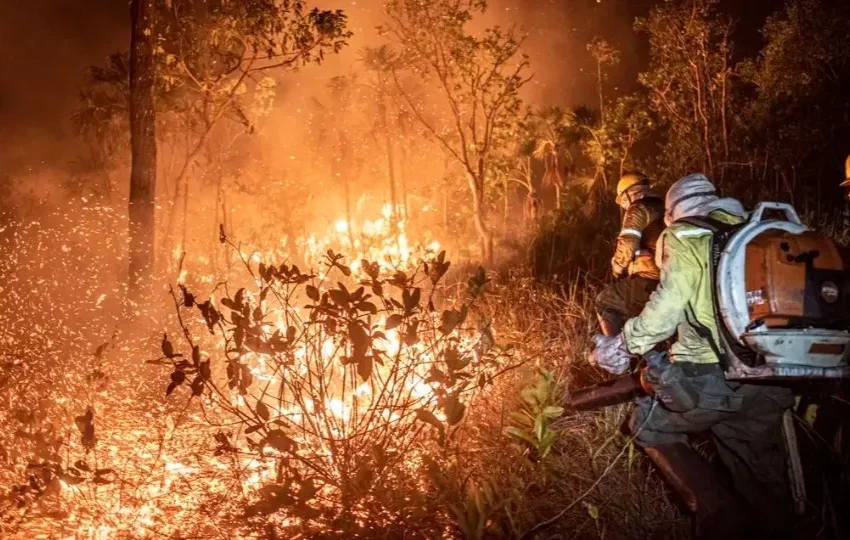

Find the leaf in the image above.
[
  {"left": 265, "top": 429, "right": 296, "bottom": 453},
  {"left": 245, "top": 484, "right": 295, "bottom": 517},
  {"left": 542, "top": 406, "right": 564, "bottom": 418},
  {"left": 219, "top": 224, "right": 227, "bottom": 244},
  {"left": 166, "top": 381, "right": 179, "bottom": 396},
  {"left": 180, "top": 284, "right": 195, "bottom": 308},
  {"left": 74, "top": 407, "right": 96, "bottom": 451},
  {"left": 170, "top": 370, "right": 186, "bottom": 385},
  {"left": 198, "top": 301, "right": 221, "bottom": 334},
  {"left": 256, "top": 401, "right": 271, "bottom": 422},
  {"left": 161, "top": 334, "right": 175, "bottom": 358},
  {"left": 505, "top": 427, "right": 536, "bottom": 446},
  {"left": 445, "top": 348, "right": 470, "bottom": 372},
  {"left": 540, "top": 430, "right": 556, "bottom": 458},
  {"left": 306, "top": 285, "right": 320, "bottom": 302},
  {"left": 443, "top": 394, "right": 466, "bottom": 426},
  {"left": 478, "top": 372, "right": 487, "bottom": 389},
  {"left": 404, "top": 318, "right": 419, "bottom": 346},
  {"left": 356, "top": 301, "right": 378, "bottom": 314},
  {"left": 191, "top": 345, "right": 201, "bottom": 368},
  {"left": 199, "top": 360, "right": 211, "bottom": 381},
  {"left": 357, "top": 355, "right": 373, "bottom": 381},
  {"left": 329, "top": 289, "right": 349, "bottom": 307},
  {"left": 520, "top": 387, "right": 538, "bottom": 406},
  {"left": 190, "top": 375, "right": 205, "bottom": 396},
  {"left": 414, "top": 409, "right": 444, "bottom": 432},
  {"left": 298, "top": 477, "right": 319, "bottom": 502},
  {"left": 427, "top": 365, "right": 447, "bottom": 385},
  {"left": 402, "top": 288, "right": 421, "bottom": 312},
  {"left": 583, "top": 501, "right": 599, "bottom": 520},
  {"left": 385, "top": 314, "right": 403, "bottom": 330},
  {"left": 348, "top": 321, "right": 371, "bottom": 354},
  {"left": 534, "top": 414, "right": 546, "bottom": 442},
  {"left": 74, "top": 460, "right": 91, "bottom": 473},
  {"left": 245, "top": 424, "right": 264, "bottom": 435}
]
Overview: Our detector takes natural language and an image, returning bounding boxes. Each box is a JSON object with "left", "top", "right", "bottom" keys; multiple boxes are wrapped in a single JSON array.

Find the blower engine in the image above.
[
  {"left": 567, "top": 202, "right": 850, "bottom": 411},
  {"left": 713, "top": 203, "right": 850, "bottom": 380}
]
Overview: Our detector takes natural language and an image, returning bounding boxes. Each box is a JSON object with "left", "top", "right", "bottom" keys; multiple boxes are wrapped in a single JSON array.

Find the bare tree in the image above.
[{"left": 383, "top": 0, "right": 530, "bottom": 265}]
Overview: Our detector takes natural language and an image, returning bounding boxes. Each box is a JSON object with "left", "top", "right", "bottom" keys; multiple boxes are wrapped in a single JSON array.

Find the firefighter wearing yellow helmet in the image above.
[
  {"left": 595, "top": 173, "right": 665, "bottom": 336},
  {"left": 590, "top": 174, "right": 795, "bottom": 537}
]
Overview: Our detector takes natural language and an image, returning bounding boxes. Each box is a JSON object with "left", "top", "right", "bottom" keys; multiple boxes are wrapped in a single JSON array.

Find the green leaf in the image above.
[
  {"left": 534, "top": 414, "right": 546, "bottom": 442},
  {"left": 520, "top": 387, "right": 538, "bottom": 406},
  {"left": 508, "top": 411, "right": 532, "bottom": 424},
  {"left": 539, "top": 430, "right": 556, "bottom": 458},
  {"left": 542, "top": 406, "right": 564, "bottom": 418},
  {"left": 505, "top": 427, "right": 536, "bottom": 446},
  {"left": 583, "top": 501, "right": 599, "bottom": 520}
]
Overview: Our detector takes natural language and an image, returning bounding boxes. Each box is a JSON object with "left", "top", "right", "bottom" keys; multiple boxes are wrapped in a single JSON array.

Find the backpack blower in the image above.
[{"left": 569, "top": 202, "right": 850, "bottom": 410}]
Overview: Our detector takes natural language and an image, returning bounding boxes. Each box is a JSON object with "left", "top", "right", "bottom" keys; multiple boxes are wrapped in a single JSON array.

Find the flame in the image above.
[{"left": 7, "top": 200, "right": 478, "bottom": 538}]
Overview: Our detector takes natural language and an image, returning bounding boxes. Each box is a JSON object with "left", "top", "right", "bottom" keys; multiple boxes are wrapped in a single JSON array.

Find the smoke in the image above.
[
  {"left": 0, "top": 0, "right": 127, "bottom": 173},
  {"left": 0, "top": 1, "right": 651, "bottom": 173}
]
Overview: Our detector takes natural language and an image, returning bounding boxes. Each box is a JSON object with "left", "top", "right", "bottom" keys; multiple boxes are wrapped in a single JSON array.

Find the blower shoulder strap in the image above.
[{"left": 674, "top": 215, "right": 732, "bottom": 233}]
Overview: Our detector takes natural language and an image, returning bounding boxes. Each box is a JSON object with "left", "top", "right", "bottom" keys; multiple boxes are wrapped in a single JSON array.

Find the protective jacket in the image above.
[
  {"left": 613, "top": 196, "right": 665, "bottom": 280},
  {"left": 623, "top": 209, "right": 744, "bottom": 364}
]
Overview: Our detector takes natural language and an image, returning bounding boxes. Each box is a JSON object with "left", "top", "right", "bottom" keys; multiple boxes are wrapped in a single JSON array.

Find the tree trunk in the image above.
[
  {"left": 380, "top": 96, "right": 398, "bottom": 227},
  {"left": 128, "top": 0, "right": 157, "bottom": 295},
  {"left": 385, "top": 132, "right": 397, "bottom": 220},
  {"left": 467, "top": 173, "right": 493, "bottom": 265},
  {"left": 597, "top": 61, "right": 605, "bottom": 125},
  {"left": 502, "top": 174, "right": 508, "bottom": 236},
  {"left": 398, "top": 140, "right": 409, "bottom": 221}
]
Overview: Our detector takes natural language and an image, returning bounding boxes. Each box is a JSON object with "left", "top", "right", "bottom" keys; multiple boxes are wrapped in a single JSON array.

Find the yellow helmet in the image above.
[{"left": 615, "top": 172, "right": 649, "bottom": 205}]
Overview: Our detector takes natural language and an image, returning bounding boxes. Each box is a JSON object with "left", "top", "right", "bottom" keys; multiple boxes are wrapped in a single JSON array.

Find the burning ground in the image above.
[{"left": 0, "top": 191, "right": 686, "bottom": 539}]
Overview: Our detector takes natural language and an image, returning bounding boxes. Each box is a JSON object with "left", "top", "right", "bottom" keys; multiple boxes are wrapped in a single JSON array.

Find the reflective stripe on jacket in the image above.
[
  {"left": 623, "top": 209, "right": 745, "bottom": 364},
  {"left": 613, "top": 197, "right": 664, "bottom": 279}
]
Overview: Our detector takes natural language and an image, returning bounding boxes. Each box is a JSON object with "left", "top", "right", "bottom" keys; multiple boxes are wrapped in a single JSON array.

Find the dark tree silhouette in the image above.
[{"left": 128, "top": 0, "right": 158, "bottom": 294}]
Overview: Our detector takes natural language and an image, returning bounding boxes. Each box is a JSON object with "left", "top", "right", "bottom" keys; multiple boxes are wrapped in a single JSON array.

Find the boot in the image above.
[
  {"left": 598, "top": 310, "right": 626, "bottom": 337},
  {"left": 644, "top": 443, "right": 749, "bottom": 539}
]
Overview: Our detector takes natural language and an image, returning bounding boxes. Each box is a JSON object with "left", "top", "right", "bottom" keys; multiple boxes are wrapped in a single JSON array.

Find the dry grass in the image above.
[{"left": 433, "top": 269, "right": 689, "bottom": 539}]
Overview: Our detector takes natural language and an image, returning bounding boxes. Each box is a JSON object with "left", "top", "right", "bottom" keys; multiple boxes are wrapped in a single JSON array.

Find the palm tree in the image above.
[
  {"left": 532, "top": 107, "right": 573, "bottom": 211},
  {"left": 359, "top": 45, "right": 403, "bottom": 226}
]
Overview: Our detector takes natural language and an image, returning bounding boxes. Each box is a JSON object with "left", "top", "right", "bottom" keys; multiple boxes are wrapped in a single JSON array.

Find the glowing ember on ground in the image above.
[{"left": 1, "top": 201, "right": 508, "bottom": 539}]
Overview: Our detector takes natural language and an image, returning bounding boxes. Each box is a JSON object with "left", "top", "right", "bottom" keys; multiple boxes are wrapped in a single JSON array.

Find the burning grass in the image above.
[{"left": 0, "top": 199, "right": 682, "bottom": 539}]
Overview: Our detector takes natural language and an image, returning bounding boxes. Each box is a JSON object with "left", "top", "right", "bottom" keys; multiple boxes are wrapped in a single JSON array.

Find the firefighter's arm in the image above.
[
  {"left": 611, "top": 205, "right": 647, "bottom": 276},
  {"left": 622, "top": 232, "right": 699, "bottom": 354}
]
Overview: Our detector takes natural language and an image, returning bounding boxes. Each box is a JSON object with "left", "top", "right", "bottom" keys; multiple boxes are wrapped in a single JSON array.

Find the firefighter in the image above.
[
  {"left": 589, "top": 174, "right": 795, "bottom": 538},
  {"left": 595, "top": 172, "right": 665, "bottom": 336}
]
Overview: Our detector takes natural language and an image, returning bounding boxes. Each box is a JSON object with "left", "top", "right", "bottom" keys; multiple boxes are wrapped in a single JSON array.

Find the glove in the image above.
[
  {"left": 611, "top": 258, "right": 627, "bottom": 278},
  {"left": 587, "top": 333, "right": 631, "bottom": 375}
]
